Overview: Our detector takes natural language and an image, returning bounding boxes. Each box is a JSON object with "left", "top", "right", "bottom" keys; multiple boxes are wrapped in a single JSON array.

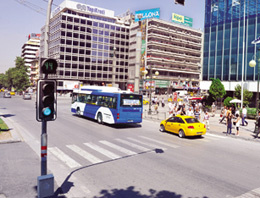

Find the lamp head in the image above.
[{"left": 249, "top": 59, "right": 257, "bottom": 67}]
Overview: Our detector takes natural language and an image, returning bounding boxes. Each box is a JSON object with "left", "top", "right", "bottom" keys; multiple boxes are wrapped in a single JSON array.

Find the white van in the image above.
[{"left": 176, "top": 90, "right": 188, "bottom": 97}]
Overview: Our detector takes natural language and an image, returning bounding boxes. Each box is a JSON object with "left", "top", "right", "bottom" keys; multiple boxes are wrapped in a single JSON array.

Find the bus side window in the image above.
[
  {"left": 86, "top": 94, "right": 91, "bottom": 104},
  {"left": 97, "top": 96, "right": 102, "bottom": 106},
  {"left": 112, "top": 97, "right": 117, "bottom": 109},
  {"left": 91, "top": 95, "right": 97, "bottom": 105}
]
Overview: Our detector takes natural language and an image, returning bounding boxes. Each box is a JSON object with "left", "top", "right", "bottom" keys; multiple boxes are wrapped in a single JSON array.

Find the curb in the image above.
[{"left": 0, "top": 115, "right": 22, "bottom": 144}]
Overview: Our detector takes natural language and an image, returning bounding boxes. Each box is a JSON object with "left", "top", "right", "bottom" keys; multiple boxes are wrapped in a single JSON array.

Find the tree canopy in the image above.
[
  {"left": 234, "top": 84, "right": 253, "bottom": 106},
  {"left": 0, "top": 57, "right": 30, "bottom": 91},
  {"left": 208, "top": 78, "right": 226, "bottom": 101}
]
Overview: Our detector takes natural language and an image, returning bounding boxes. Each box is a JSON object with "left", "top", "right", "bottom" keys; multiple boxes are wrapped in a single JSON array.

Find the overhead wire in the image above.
[{"left": 14, "top": 0, "right": 46, "bottom": 16}]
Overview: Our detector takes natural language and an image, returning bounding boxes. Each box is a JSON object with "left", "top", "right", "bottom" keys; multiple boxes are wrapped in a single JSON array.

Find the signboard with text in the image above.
[
  {"left": 135, "top": 8, "right": 160, "bottom": 22},
  {"left": 172, "top": 13, "right": 193, "bottom": 27}
]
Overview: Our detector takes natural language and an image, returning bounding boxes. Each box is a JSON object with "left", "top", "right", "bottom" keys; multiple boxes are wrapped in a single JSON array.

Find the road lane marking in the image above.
[
  {"left": 139, "top": 136, "right": 179, "bottom": 148},
  {"left": 99, "top": 140, "right": 137, "bottom": 155},
  {"left": 66, "top": 145, "right": 103, "bottom": 164},
  {"left": 115, "top": 139, "right": 150, "bottom": 152},
  {"left": 84, "top": 142, "right": 120, "bottom": 159},
  {"left": 127, "top": 137, "right": 166, "bottom": 150},
  {"left": 48, "top": 147, "right": 81, "bottom": 169},
  {"left": 235, "top": 187, "right": 260, "bottom": 197},
  {"left": 206, "top": 133, "right": 227, "bottom": 139}
]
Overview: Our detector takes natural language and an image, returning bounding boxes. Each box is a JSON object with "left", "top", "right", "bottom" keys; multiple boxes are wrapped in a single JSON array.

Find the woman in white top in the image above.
[{"left": 234, "top": 113, "right": 241, "bottom": 136}]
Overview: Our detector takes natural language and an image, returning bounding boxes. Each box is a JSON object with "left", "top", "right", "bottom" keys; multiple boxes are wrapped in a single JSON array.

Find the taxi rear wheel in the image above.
[
  {"left": 160, "top": 125, "right": 165, "bottom": 132},
  {"left": 178, "top": 129, "right": 185, "bottom": 138}
]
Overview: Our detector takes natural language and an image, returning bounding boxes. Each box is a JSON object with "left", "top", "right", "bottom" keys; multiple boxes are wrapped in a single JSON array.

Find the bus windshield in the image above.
[{"left": 120, "top": 94, "right": 142, "bottom": 107}]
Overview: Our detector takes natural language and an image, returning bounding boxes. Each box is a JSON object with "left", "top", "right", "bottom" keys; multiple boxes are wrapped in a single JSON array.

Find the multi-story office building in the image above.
[
  {"left": 202, "top": 0, "right": 260, "bottom": 93},
  {"left": 40, "top": 0, "right": 131, "bottom": 90},
  {"left": 30, "top": 50, "right": 40, "bottom": 89},
  {"left": 21, "top": 34, "right": 40, "bottom": 74},
  {"left": 129, "top": 18, "right": 203, "bottom": 94}
]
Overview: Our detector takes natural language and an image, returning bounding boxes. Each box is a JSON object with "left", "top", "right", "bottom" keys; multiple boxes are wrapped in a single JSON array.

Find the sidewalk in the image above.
[{"left": 143, "top": 103, "right": 259, "bottom": 142}]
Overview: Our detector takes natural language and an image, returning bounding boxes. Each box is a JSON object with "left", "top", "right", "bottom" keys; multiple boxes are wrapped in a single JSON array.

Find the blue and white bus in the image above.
[{"left": 71, "top": 86, "right": 143, "bottom": 124}]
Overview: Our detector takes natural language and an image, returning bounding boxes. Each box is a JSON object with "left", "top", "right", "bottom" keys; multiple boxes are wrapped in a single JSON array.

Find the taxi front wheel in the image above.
[
  {"left": 178, "top": 129, "right": 185, "bottom": 138},
  {"left": 160, "top": 125, "right": 165, "bottom": 132}
]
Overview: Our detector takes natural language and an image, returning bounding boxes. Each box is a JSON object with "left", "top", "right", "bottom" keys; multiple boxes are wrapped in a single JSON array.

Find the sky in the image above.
[{"left": 0, "top": 0, "right": 205, "bottom": 74}]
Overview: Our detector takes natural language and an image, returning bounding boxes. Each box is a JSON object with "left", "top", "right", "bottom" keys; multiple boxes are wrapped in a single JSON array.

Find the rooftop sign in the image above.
[
  {"left": 172, "top": 13, "right": 193, "bottom": 27},
  {"left": 135, "top": 8, "right": 160, "bottom": 22},
  {"left": 53, "top": 1, "right": 115, "bottom": 17}
]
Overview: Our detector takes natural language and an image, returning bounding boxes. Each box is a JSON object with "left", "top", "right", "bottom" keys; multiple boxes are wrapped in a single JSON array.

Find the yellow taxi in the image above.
[
  {"left": 10, "top": 91, "right": 15, "bottom": 96},
  {"left": 143, "top": 99, "right": 149, "bottom": 105},
  {"left": 159, "top": 115, "right": 206, "bottom": 138}
]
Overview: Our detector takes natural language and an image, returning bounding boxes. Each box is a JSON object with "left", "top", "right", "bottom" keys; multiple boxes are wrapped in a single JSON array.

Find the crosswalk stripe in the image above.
[
  {"left": 84, "top": 142, "right": 120, "bottom": 160},
  {"left": 115, "top": 139, "right": 150, "bottom": 152},
  {"left": 100, "top": 140, "right": 137, "bottom": 155},
  {"left": 66, "top": 145, "right": 103, "bottom": 164},
  {"left": 139, "top": 136, "right": 179, "bottom": 148},
  {"left": 127, "top": 137, "right": 166, "bottom": 150},
  {"left": 48, "top": 147, "right": 81, "bottom": 169},
  {"left": 206, "top": 133, "right": 227, "bottom": 139}
]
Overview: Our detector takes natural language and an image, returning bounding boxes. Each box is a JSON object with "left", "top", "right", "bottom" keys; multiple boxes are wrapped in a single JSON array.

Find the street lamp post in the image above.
[
  {"left": 112, "top": 47, "right": 116, "bottom": 87},
  {"left": 148, "top": 70, "right": 159, "bottom": 115},
  {"left": 249, "top": 47, "right": 260, "bottom": 133}
]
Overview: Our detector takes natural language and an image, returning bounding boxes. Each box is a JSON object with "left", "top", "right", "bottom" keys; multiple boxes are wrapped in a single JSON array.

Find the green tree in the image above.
[
  {"left": 224, "top": 97, "right": 233, "bottom": 107},
  {"left": 234, "top": 85, "right": 253, "bottom": 106},
  {"left": 2, "top": 57, "right": 30, "bottom": 91},
  {"left": 209, "top": 78, "right": 226, "bottom": 101}
]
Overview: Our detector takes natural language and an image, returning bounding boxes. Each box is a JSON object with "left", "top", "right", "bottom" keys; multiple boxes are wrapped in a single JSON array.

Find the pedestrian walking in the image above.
[
  {"left": 194, "top": 108, "right": 201, "bottom": 121},
  {"left": 226, "top": 109, "right": 232, "bottom": 135},
  {"left": 154, "top": 102, "right": 159, "bottom": 114},
  {"left": 242, "top": 106, "right": 248, "bottom": 126},
  {"left": 161, "top": 97, "right": 165, "bottom": 108},
  {"left": 219, "top": 106, "right": 227, "bottom": 123},
  {"left": 234, "top": 113, "right": 241, "bottom": 136},
  {"left": 255, "top": 112, "right": 260, "bottom": 138},
  {"left": 203, "top": 111, "right": 210, "bottom": 130},
  {"left": 186, "top": 107, "right": 194, "bottom": 117},
  {"left": 211, "top": 102, "right": 216, "bottom": 117}
]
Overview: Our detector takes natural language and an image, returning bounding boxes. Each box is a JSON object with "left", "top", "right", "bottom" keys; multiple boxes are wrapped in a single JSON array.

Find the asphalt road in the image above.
[{"left": 1, "top": 94, "right": 260, "bottom": 198}]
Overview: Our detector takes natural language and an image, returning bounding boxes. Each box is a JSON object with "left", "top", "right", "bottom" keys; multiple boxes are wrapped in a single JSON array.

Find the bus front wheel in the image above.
[{"left": 97, "top": 113, "right": 103, "bottom": 124}]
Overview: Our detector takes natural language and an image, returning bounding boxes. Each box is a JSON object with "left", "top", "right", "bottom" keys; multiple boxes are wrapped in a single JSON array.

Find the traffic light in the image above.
[
  {"left": 175, "top": 0, "right": 185, "bottom": 6},
  {"left": 36, "top": 80, "right": 57, "bottom": 122},
  {"left": 40, "top": 58, "right": 58, "bottom": 74}
]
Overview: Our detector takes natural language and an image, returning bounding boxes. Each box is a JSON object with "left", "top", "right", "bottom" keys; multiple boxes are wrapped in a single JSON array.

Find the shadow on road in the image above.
[
  {"left": 72, "top": 114, "right": 142, "bottom": 129},
  {"left": 52, "top": 148, "right": 167, "bottom": 197},
  {"left": 0, "top": 113, "right": 15, "bottom": 118}
]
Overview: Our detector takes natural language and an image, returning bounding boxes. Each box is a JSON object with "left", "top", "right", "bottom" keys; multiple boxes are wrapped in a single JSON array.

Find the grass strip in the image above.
[{"left": 0, "top": 118, "right": 9, "bottom": 131}]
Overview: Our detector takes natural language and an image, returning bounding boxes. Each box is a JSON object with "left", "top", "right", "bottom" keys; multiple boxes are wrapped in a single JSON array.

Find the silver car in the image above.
[
  {"left": 4, "top": 92, "right": 11, "bottom": 98},
  {"left": 23, "top": 93, "right": 32, "bottom": 100}
]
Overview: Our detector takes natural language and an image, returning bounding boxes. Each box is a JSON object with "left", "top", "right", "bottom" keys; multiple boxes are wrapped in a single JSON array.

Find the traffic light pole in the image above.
[
  {"left": 41, "top": 120, "right": 47, "bottom": 175},
  {"left": 37, "top": 1, "right": 55, "bottom": 197}
]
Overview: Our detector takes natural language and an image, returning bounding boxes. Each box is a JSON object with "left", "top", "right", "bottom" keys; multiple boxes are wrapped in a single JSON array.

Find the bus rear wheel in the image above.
[
  {"left": 97, "top": 113, "right": 103, "bottom": 124},
  {"left": 76, "top": 108, "right": 81, "bottom": 116}
]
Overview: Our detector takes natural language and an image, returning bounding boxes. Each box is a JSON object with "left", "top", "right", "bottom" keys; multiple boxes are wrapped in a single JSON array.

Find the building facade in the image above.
[
  {"left": 21, "top": 34, "right": 40, "bottom": 74},
  {"left": 129, "top": 18, "right": 203, "bottom": 94},
  {"left": 40, "top": 0, "right": 131, "bottom": 90},
  {"left": 202, "top": 0, "right": 260, "bottom": 92}
]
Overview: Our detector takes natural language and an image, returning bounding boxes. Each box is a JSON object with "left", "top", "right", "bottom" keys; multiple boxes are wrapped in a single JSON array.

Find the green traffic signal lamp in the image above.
[
  {"left": 41, "top": 58, "right": 58, "bottom": 74},
  {"left": 36, "top": 79, "right": 57, "bottom": 122}
]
